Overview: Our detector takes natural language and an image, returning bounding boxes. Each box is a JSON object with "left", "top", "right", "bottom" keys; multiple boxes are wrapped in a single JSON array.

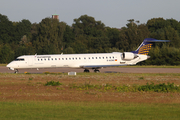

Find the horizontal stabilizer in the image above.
[{"left": 143, "top": 38, "right": 170, "bottom": 43}]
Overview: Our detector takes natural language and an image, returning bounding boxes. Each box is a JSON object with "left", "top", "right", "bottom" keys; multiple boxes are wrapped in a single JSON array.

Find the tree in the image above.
[
  {"left": 63, "top": 25, "right": 75, "bottom": 48},
  {"left": 34, "top": 18, "right": 66, "bottom": 54},
  {"left": 0, "top": 14, "right": 15, "bottom": 44},
  {"left": 147, "top": 18, "right": 169, "bottom": 33},
  {"left": 16, "top": 19, "right": 31, "bottom": 42},
  {"left": 106, "top": 27, "right": 121, "bottom": 47},
  {"left": 164, "top": 26, "right": 180, "bottom": 48},
  {"left": 0, "top": 44, "right": 14, "bottom": 63},
  {"left": 63, "top": 47, "right": 75, "bottom": 54},
  {"left": 166, "top": 18, "right": 180, "bottom": 34},
  {"left": 116, "top": 20, "right": 150, "bottom": 52},
  {"left": 72, "top": 15, "right": 110, "bottom": 53},
  {"left": 142, "top": 46, "right": 180, "bottom": 65}
]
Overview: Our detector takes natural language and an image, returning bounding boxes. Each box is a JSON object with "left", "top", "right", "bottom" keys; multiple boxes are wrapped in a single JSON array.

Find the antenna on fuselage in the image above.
[{"left": 61, "top": 46, "right": 63, "bottom": 55}]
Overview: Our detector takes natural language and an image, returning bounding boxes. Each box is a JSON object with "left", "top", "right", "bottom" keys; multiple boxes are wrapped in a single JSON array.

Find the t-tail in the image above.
[{"left": 132, "top": 38, "right": 170, "bottom": 55}]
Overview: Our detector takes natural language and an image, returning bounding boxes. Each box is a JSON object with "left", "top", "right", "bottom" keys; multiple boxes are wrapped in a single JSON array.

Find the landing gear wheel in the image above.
[
  {"left": 94, "top": 69, "right": 100, "bottom": 73},
  {"left": 14, "top": 69, "right": 18, "bottom": 74},
  {"left": 84, "top": 69, "right": 90, "bottom": 73}
]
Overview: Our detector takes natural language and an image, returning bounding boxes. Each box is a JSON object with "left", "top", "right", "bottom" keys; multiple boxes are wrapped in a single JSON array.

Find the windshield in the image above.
[{"left": 14, "top": 58, "right": 25, "bottom": 61}]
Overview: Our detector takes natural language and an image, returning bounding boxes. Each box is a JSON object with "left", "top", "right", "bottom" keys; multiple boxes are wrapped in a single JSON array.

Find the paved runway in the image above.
[{"left": 1, "top": 66, "right": 180, "bottom": 73}]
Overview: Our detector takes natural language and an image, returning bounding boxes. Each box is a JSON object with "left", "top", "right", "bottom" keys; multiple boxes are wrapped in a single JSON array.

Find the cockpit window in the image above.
[{"left": 14, "top": 58, "right": 25, "bottom": 61}]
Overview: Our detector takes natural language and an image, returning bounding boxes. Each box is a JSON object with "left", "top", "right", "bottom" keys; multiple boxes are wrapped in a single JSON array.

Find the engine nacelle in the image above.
[{"left": 122, "top": 52, "right": 138, "bottom": 60}]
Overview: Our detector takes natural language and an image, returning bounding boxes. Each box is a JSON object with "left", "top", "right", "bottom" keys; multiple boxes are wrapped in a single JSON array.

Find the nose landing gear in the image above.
[{"left": 14, "top": 69, "right": 19, "bottom": 74}]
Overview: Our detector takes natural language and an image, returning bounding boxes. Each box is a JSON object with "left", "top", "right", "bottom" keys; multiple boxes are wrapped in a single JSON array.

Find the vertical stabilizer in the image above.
[{"left": 132, "top": 38, "right": 170, "bottom": 55}]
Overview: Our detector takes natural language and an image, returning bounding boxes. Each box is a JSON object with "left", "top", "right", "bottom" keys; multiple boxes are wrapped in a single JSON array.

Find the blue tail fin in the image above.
[{"left": 132, "top": 38, "right": 170, "bottom": 55}]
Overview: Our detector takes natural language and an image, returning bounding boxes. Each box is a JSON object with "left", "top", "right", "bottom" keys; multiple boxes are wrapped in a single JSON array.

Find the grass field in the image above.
[
  {"left": 0, "top": 73, "right": 180, "bottom": 119},
  {"left": 1, "top": 101, "right": 180, "bottom": 120}
]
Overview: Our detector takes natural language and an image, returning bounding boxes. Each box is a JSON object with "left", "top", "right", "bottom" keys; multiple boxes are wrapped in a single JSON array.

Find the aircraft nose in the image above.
[
  {"left": 6, "top": 63, "right": 11, "bottom": 68},
  {"left": 6, "top": 62, "right": 17, "bottom": 70}
]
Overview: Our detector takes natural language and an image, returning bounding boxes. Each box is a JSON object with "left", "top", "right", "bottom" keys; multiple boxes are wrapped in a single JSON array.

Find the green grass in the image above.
[
  {"left": 0, "top": 101, "right": 180, "bottom": 120},
  {"left": 44, "top": 81, "right": 63, "bottom": 86},
  {"left": 0, "top": 73, "right": 180, "bottom": 119},
  {"left": 70, "top": 82, "right": 180, "bottom": 93}
]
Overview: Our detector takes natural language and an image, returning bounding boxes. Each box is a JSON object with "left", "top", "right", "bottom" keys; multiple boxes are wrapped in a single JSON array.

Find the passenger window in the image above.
[
  {"left": 113, "top": 56, "right": 114, "bottom": 59},
  {"left": 66, "top": 58, "right": 67, "bottom": 60},
  {"left": 84, "top": 57, "right": 86, "bottom": 60},
  {"left": 69, "top": 58, "right": 71, "bottom": 60},
  {"left": 55, "top": 58, "right": 57, "bottom": 60},
  {"left": 96, "top": 57, "right": 97, "bottom": 59},
  {"left": 102, "top": 57, "right": 104, "bottom": 59},
  {"left": 41, "top": 59, "right": 43, "bottom": 61},
  {"left": 48, "top": 58, "right": 50, "bottom": 61},
  {"left": 106, "top": 57, "right": 108, "bottom": 59},
  {"left": 79, "top": 57, "right": 81, "bottom": 60},
  {"left": 92, "top": 57, "right": 94, "bottom": 59},
  {"left": 62, "top": 58, "right": 64, "bottom": 60},
  {"left": 59, "top": 58, "right": 60, "bottom": 60},
  {"left": 76, "top": 58, "right": 77, "bottom": 60},
  {"left": 99, "top": 57, "right": 101, "bottom": 59},
  {"left": 38, "top": 59, "right": 40, "bottom": 61},
  {"left": 89, "top": 57, "right": 90, "bottom": 59},
  {"left": 44, "top": 59, "right": 46, "bottom": 61},
  {"left": 52, "top": 58, "right": 53, "bottom": 60},
  {"left": 109, "top": 57, "right": 111, "bottom": 59},
  {"left": 72, "top": 58, "right": 74, "bottom": 60}
]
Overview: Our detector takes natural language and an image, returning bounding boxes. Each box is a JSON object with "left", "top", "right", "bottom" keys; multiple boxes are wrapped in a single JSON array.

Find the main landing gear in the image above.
[
  {"left": 83, "top": 69, "right": 100, "bottom": 73},
  {"left": 84, "top": 69, "right": 90, "bottom": 72},
  {"left": 14, "top": 69, "right": 19, "bottom": 74},
  {"left": 94, "top": 69, "right": 100, "bottom": 73}
]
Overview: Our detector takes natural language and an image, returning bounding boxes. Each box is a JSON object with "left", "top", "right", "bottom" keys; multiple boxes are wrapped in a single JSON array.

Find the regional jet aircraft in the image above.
[{"left": 7, "top": 38, "right": 169, "bottom": 73}]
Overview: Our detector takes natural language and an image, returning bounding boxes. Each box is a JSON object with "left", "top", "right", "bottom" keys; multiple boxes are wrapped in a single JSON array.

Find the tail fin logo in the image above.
[
  {"left": 132, "top": 38, "right": 170, "bottom": 55},
  {"left": 138, "top": 43, "right": 152, "bottom": 55}
]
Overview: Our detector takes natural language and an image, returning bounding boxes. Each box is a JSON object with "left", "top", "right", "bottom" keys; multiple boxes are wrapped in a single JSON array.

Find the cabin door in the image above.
[{"left": 28, "top": 57, "right": 33, "bottom": 66}]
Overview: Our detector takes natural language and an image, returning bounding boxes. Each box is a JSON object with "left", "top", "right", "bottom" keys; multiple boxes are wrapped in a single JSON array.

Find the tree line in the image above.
[{"left": 0, "top": 13, "right": 180, "bottom": 65}]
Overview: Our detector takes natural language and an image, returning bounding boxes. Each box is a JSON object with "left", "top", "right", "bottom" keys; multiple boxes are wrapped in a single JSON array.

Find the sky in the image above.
[{"left": 0, "top": 0, "right": 180, "bottom": 28}]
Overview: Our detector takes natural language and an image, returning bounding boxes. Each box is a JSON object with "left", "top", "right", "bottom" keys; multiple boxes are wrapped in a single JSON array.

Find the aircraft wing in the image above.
[{"left": 80, "top": 64, "right": 130, "bottom": 69}]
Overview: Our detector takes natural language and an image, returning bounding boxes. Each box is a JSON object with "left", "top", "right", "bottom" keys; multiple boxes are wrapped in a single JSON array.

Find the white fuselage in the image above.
[{"left": 6, "top": 52, "right": 148, "bottom": 70}]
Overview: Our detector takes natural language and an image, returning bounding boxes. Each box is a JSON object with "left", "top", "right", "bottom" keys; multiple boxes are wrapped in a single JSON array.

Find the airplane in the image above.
[{"left": 6, "top": 38, "right": 169, "bottom": 73}]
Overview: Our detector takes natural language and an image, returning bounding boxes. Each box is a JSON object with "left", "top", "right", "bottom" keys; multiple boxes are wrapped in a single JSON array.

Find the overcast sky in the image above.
[{"left": 0, "top": 0, "right": 180, "bottom": 28}]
